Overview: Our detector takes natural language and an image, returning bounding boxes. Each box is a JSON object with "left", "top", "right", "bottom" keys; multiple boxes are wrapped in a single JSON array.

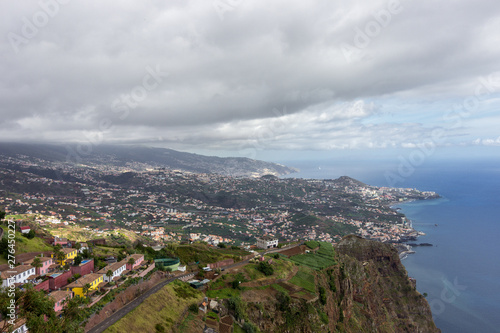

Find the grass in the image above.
[
  {"left": 104, "top": 280, "right": 203, "bottom": 333},
  {"left": 92, "top": 245, "right": 125, "bottom": 258},
  {"left": 1, "top": 226, "right": 53, "bottom": 254},
  {"left": 206, "top": 288, "right": 241, "bottom": 299},
  {"left": 304, "top": 240, "right": 320, "bottom": 249},
  {"left": 290, "top": 242, "right": 336, "bottom": 270},
  {"left": 288, "top": 267, "right": 316, "bottom": 293},
  {"left": 178, "top": 313, "right": 196, "bottom": 333}
]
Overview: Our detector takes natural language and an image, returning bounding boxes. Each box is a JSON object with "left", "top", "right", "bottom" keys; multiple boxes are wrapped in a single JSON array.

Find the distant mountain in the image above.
[{"left": 0, "top": 142, "right": 298, "bottom": 177}]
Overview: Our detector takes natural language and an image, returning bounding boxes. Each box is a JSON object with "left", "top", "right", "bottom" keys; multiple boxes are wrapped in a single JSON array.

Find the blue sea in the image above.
[{"left": 280, "top": 157, "right": 500, "bottom": 333}]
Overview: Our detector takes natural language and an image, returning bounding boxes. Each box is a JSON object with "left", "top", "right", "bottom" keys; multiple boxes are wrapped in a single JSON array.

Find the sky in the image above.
[{"left": 1, "top": 0, "right": 500, "bottom": 163}]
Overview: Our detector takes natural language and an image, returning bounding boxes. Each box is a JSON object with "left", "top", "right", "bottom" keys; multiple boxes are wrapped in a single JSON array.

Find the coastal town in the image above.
[{"left": 0, "top": 154, "right": 438, "bottom": 251}]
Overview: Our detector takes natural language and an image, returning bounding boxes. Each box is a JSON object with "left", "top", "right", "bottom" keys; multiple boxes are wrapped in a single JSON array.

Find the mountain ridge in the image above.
[{"left": 0, "top": 142, "right": 298, "bottom": 178}]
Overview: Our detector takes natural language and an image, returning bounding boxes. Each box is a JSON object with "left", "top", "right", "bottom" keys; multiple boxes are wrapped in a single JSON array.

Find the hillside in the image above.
[
  {"left": 0, "top": 142, "right": 298, "bottom": 177},
  {"left": 108, "top": 237, "right": 439, "bottom": 333}
]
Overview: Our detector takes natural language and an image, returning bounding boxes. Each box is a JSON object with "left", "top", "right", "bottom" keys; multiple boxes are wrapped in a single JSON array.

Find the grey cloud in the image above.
[{"left": 1, "top": 0, "right": 499, "bottom": 151}]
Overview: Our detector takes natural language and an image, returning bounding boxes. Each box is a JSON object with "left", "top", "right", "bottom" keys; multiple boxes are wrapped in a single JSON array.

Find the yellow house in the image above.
[
  {"left": 52, "top": 248, "right": 78, "bottom": 265},
  {"left": 65, "top": 273, "right": 103, "bottom": 297}
]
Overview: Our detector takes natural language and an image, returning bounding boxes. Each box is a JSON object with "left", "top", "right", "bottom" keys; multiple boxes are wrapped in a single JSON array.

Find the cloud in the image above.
[{"left": 1, "top": 0, "right": 500, "bottom": 153}]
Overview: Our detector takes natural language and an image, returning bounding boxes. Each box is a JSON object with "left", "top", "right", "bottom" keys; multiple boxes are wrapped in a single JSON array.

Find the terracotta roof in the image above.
[
  {"left": 129, "top": 254, "right": 144, "bottom": 260},
  {"left": 0, "top": 265, "right": 34, "bottom": 279},
  {"left": 24, "top": 257, "right": 53, "bottom": 265},
  {"left": 49, "top": 290, "right": 72, "bottom": 303},
  {"left": 61, "top": 248, "right": 77, "bottom": 255},
  {"left": 65, "top": 273, "right": 102, "bottom": 289},
  {"left": 0, "top": 318, "right": 26, "bottom": 331},
  {"left": 98, "top": 261, "right": 126, "bottom": 274}
]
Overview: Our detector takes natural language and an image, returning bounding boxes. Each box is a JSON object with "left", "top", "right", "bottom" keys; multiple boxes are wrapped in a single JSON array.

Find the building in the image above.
[
  {"left": 154, "top": 258, "right": 180, "bottom": 271},
  {"left": 53, "top": 237, "right": 69, "bottom": 246},
  {"left": 20, "top": 226, "right": 31, "bottom": 234},
  {"left": 0, "top": 318, "right": 28, "bottom": 333},
  {"left": 1, "top": 265, "right": 36, "bottom": 288},
  {"left": 126, "top": 254, "right": 144, "bottom": 270},
  {"left": 65, "top": 273, "right": 104, "bottom": 297},
  {"left": 256, "top": 236, "right": 279, "bottom": 249},
  {"left": 48, "top": 271, "right": 73, "bottom": 291},
  {"left": 78, "top": 242, "right": 89, "bottom": 254},
  {"left": 49, "top": 290, "right": 73, "bottom": 312},
  {"left": 23, "top": 256, "right": 54, "bottom": 275},
  {"left": 99, "top": 260, "right": 127, "bottom": 282},
  {"left": 70, "top": 259, "right": 94, "bottom": 277},
  {"left": 52, "top": 248, "right": 78, "bottom": 265}
]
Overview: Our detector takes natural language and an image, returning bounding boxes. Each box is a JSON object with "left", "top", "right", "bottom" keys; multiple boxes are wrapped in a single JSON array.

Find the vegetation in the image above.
[
  {"left": 288, "top": 267, "right": 316, "bottom": 294},
  {"left": 256, "top": 261, "right": 274, "bottom": 276},
  {"left": 106, "top": 280, "right": 203, "bottom": 333}
]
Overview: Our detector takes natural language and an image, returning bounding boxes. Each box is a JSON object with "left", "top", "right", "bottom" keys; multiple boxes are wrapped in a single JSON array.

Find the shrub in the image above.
[
  {"left": 257, "top": 262, "right": 274, "bottom": 276},
  {"left": 188, "top": 303, "right": 199, "bottom": 313}
]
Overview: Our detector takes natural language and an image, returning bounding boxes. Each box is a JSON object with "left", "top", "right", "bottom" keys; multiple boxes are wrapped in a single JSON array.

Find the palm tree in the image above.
[
  {"left": 56, "top": 251, "right": 66, "bottom": 267},
  {"left": 106, "top": 270, "right": 113, "bottom": 281},
  {"left": 127, "top": 257, "right": 135, "bottom": 268},
  {"left": 82, "top": 283, "right": 91, "bottom": 297},
  {"left": 31, "top": 257, "right": 43, "bottom": 274}
]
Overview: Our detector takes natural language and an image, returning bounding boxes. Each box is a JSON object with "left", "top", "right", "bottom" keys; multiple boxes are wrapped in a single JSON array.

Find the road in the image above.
[
  {"left": 86, "top": 272, "right": 193, "bottom": 333},
  {"left": 86, "top": 243, "right": 303, "bottom": 332}
]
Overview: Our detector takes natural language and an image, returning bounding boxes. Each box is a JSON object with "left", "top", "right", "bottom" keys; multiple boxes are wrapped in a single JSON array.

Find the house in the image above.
[
  {"left": 49, "top": 290, "right": 73, "bottom": 312},
  {"left": 99, "top": 260, "right": 127, "bottom": 282},
  {"left": 52, "top": 248, "right": 78, "bottom": 265},
  {"left": 77, "top": 242, "right": 89, "bottom": 254},
  {"left": 125, "top": 254, "right": 144, "bottom": 270},
  {"left": 23, "top": 256, "right": 54, "bottom": 275},
  {"left": 0, "top": 318, "right": 28, "bottom": 333},
  {"left": 70, "top": 259, "right": 94, "bottom": 276},
  {"left": 48, "top": 271, "right": 73, "bottom": 291},
  {"left": 1, "top": 265, "right": 36, "bottom": 288},
  {"left": 20, "top": 226, "right": 31, "bottom": 234},
  {"left": 65, "top": 273, "right": 104, "bottom": 297},
  {"left": 53, "top": 236, "right": 69, "bottom": 246},
  {"left": 256, "top": 236, "right": 279, "bottom": 249}
]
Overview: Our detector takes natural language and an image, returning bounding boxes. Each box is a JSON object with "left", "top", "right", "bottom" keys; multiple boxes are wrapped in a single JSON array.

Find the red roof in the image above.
[{"left": 20, "top": 226, "right": 31, "bottom": 230}]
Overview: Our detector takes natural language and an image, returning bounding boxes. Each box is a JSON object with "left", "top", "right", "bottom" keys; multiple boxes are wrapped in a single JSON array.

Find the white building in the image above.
[
  {"left": 99, "top": 260, "right": 127, "bottom": 282},
  {"left": 256, "top": 236, "right": 279, "bottom": 249},
  {"left": 1, "top": 265, "right": 36, "bottom": 288}
]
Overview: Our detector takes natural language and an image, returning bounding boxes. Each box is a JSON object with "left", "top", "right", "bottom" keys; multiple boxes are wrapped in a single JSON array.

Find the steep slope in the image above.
[{"left": 234, "top": 236, "right": 439, "bottom": 332}]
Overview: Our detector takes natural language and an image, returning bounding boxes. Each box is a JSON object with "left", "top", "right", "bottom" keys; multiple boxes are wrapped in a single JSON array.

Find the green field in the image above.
[
  {"left": 290, "top": 241, "right": 336, "bottom": 270},
  {"left": 288, "top": 267, "right": 316, "bottom": 293},
  {"left": 206, "top": 287, "right": 241, "bottom": 299}
]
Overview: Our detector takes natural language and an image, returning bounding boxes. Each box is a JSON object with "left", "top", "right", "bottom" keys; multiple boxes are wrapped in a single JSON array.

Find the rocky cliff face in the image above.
[{"left": 242, "top": 235, "right": 440, "bottom": 332}]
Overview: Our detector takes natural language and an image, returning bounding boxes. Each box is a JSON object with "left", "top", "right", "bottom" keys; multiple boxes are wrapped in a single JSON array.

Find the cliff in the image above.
[{"left": 234, "top": 236, "right": 440, "bottom": 332}]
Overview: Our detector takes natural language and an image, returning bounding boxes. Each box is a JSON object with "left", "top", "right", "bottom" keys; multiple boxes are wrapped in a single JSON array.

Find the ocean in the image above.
[{"left": 280, "top": 157, "right": 500, "bottom": 333}]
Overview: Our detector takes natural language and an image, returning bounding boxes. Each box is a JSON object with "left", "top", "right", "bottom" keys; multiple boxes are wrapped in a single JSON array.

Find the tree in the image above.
[
  {"left": 127, "top": 257, "right": 135, "bottom": 267},
  {"left": 257, "top": 261, "right": 274, "bottom": 276},
  {"left": 31, "top": 257, "right": 43, "bottom": 273},
  {"left": 106, "top": 270, "right": 113, "bottom": 281},
  {"left": 73, "top": 255, "right": 82, "bottom": 266},
  {"left": 217, "top": 242, "right": 227, "bottom": 248},
  {"left": 82, "top": 283, "right": 91, "bottom": 296},
  {"left": 24, "top": 229, "right": 35, "bottom": 239},
  {"left": 81, "top": 249, "right": 91, "bottom": 259}
]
